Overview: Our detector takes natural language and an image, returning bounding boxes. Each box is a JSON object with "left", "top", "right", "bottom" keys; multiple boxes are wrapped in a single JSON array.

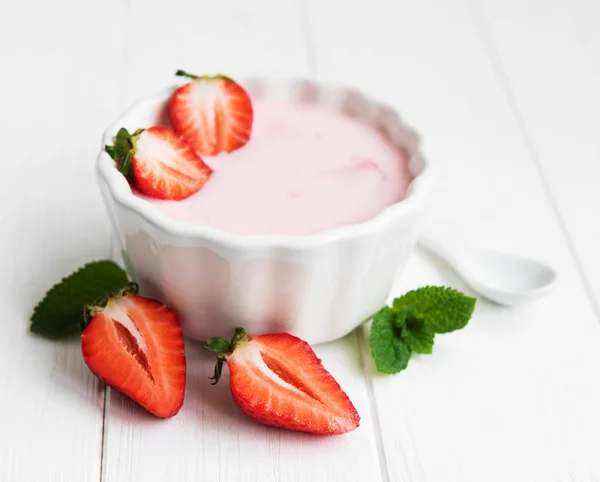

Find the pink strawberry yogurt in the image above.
[{"left": 137, "top": 100, "right": 413, "bottom": 235}]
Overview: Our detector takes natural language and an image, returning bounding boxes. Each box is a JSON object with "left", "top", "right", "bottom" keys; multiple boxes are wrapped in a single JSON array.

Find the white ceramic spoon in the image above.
[{"left": 419, "top": 230, "right": 558, "bottom": 305}]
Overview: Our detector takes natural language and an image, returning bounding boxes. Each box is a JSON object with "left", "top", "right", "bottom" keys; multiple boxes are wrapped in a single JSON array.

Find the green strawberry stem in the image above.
[
  {"left": 175, "top": 69, "right": 201, "bottom": 80},
  {"left": 205, "top": 327, "right": 251, "bottom": 385},
  {"left": 175, "top": 69, "right": 237, "bottom": 85},
  {"left": 105, "top": 127, "right": 144, "bottom": 177}
]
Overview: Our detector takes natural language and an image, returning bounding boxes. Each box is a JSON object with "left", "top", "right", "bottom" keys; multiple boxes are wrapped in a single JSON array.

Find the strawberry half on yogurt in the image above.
[
  {"left": 105, "top": 126, "right": 212, "bottom": 200},
  {"left": 170, "top": 70, "right": 254, "bottom": 156}
]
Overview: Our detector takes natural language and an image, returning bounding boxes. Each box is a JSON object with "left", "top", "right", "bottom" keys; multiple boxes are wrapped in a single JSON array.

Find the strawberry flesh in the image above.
[
  {"left": 81, "top": 288, "right": 186, "bottom": 418},
  {"left": 133, "top": 126, "right": 212, "bottom": 200},
  {"left": 170, "top": 72, "right": 253, "bottom": 156},
  {"left": 207, "top": 329, "right": 360, "bottom": 435}
]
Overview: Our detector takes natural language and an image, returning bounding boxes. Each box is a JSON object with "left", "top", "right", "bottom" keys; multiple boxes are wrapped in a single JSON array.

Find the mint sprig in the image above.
[
  {"left": 30, "top": 260, "right": 129, "bottom": 338},
  {"left": 371, "top": 286, "right": 476, "bottom": 374}
]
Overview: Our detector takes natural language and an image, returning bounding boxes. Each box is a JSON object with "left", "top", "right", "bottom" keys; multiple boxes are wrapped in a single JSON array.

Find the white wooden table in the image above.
[{"left": 2, "top": 0, "right": 600, "bottom": 480}]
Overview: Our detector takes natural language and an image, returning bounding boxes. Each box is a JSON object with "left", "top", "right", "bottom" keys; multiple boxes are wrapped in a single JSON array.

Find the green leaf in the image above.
[
  {"left": 205, "top": 328, "right": 252, "bottom": 385},
  {"left": 204, "top": 337, "right": 231, "bottom": 354},
  {"left": 401, "top": 316, "right": 435, "bottom": 354},
  {"left": 392, "top": 286, "right": 476, "bottom": 334},
  {"left": 30, "top": 260, "right": 129, "bottom": 338},
  {"left": 395, "top": 304, "right": 417, "bottom": 328},
  {"left": 105, "top": 128, "right": 144, "bottom": 178},
  {"left": 105, "top": 128, "right": 131, "bottom": 161},
  {"left": 370, "top": 307, "right": 412, "bottom": 374},
  {"left": 119, "top": 151, "right": 133, "bottom": 176}
]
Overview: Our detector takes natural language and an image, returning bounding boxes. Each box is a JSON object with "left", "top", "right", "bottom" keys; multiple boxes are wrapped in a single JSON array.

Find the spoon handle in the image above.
[{"left": 418, "top": 229, "right": 460, "bottom": 266}]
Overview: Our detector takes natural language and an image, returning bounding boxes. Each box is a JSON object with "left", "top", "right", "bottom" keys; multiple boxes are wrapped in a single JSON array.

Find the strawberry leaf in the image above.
[
  {"left": 106, "top": 128, "right": 132, "bottom": 161},
  {"left": 205, "top": 337, "right": 231, "bottom": 354},
  {"left": 30, "top": 260, "right": 129, "bottom": 338},
  {"left": 119, "top": 151, "right": 133, "bottom": 177},
  {"left": 105, "top": 128, "right": 143, "bottom": 178},
  {"left": 205, "top": 328, "right": 252, "bottom": 384}
]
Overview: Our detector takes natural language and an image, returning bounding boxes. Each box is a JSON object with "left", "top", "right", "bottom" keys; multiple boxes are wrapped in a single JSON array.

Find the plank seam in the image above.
[
  {"left": 357, "top": 327, "right": 391, "bottom": 482},
  {"left": 296, "top": 0, "right": 318, "bottom": 78},
  {"left": 100, "top": 0, "right": 130, "bottom": 477},
  {"left": 99, "top": 387, "right": 110, "bottom": 482},
  {"left": 100, "top": 232, "right": 120, "bottom": 480}
]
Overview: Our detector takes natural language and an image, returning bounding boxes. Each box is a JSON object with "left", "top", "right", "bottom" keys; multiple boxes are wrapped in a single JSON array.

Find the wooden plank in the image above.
[
  {"left": 101, "top": 1, "right": 382, "bottom": 480},
  {"left": 307, "top": 0, "right": 600, "bottom": 480},
  {"left": 103, "top": 335, "right": 381, "bottom": 481},
  {"left": 118, "top": 0, "right": 315, "bottom": 106},
  {"left": 475, "top": 0, "right": 600, "bottom": 310},
  {"left": 0, "top": 1, "right": 124, "bottom": 480}
]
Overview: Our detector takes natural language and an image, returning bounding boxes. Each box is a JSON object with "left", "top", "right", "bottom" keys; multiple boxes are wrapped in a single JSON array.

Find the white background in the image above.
[{"left": 1, "top": 0, "right": 600, "bottom": 481}]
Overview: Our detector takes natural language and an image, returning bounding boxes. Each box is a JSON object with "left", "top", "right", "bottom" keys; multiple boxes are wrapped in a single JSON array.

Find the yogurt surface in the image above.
[{"left": 138, "top": 100, "right": 413, "bottom": 235}]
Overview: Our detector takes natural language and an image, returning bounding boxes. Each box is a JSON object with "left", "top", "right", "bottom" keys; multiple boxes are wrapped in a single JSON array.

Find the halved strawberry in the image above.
[
  {"left": 81, "top": 284, "right": 186, "bottom": 418},
  {"left": 105, "top": 126, "right": 212, "bottom": 200},
  {"left": 170, "top": 70, "right": 253, "bottom": 156},
  {"left": 205, "top": 328, "right": 360, "bottom": 435}
]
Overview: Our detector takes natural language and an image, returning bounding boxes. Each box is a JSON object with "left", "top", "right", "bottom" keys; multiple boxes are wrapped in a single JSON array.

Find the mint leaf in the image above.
[
  {"left": 370, "top": 307, "right": 412, "bottom": 374},
  {"left": 401, "top": 316, "right": 435, "bottom": 354},
  {"left": 30, "top": 260, "right": 129, "bottom": 338},
  {"left": 392, "top": 286, "right": 476, "bottom": 334},
  {"left": 395, "top": 305, "right": 418, "bottom": 327}
]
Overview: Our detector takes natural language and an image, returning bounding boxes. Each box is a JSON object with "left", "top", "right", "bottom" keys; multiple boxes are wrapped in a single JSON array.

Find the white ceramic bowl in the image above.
[{"left": 96, "top": 78, "right": 435, "bottom": 345}]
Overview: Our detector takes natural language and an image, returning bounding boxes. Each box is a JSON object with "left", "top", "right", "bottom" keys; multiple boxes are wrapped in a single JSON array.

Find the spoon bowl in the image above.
[{"left": 419, "top": 230, "right": 558, "bottom": 306}]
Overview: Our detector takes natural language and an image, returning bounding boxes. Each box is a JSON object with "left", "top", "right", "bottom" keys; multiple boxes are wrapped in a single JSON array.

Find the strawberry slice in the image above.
[
  {"left": 105, "top": 126, "right": 212, "bottom": 200},
  {"left": 169, "top": 70, "right": 253, "bottom": 156},
  {"left": 81, "top": 284, "right": 186, "bottom": 418},
  {"left": 205, "top": 328, "right": 360, "bottom": 435}
]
